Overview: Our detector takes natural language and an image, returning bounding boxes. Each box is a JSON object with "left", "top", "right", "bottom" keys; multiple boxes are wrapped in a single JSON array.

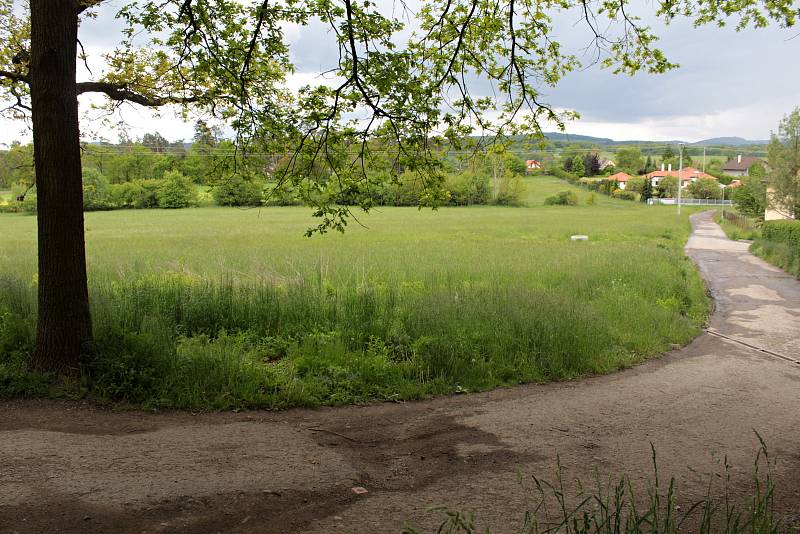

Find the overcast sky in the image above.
[{"left": 2, "top": 1, "right": 799, "bottom": 146}]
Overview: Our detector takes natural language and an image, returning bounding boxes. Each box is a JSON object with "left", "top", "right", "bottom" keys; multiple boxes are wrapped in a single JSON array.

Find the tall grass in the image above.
[
  {"left": 404, "top": 437, "right": 792, "bottom": 534},
  {"left": 0, "top": 177, "right": 710, "bottom": 409}
]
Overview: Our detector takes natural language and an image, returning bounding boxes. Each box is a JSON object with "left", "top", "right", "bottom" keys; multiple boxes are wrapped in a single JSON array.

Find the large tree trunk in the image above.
[{"left": 29, "top": 0, "right": 93, "bottom": 373}]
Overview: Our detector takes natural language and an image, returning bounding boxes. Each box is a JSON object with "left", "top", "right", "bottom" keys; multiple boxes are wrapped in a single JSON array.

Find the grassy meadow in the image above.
[{"left": 0, "top": 176, "right": 710, "bottom": 409}]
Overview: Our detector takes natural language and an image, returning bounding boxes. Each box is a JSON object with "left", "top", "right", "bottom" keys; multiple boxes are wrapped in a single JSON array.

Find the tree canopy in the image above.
[{"left": 3, "top": 0, "right": 798, "bottom": 227}]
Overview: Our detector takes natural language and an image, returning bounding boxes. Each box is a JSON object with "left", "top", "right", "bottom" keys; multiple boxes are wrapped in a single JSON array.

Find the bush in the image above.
[
  {"left": 753, "top": 220, "right": 800, "bottom": 277},
  {"left": 625, "top": 177, "right": 646, "bottom": 193},
  {"left": 82, "top": 168, "right": 114, "bottom": 211},
  {"left": 156, "top": 171, "right": 196, "bottom": 209},
  {"left": 552, "top": 167, "right": 579, "bottom": 183},
  {"left": 212, "top": 175, "right": 264, "bottom": 207},
  {"left": 578, "top": 177, "right": 602, "bottom": 190},
  {"left": 446, "top": 171, "right": 491, "bottom": 206},
  {"left": 109, "top": 179, "right": 161, "bottom": 209},
  {"left": 687, "top": 177, "right": 722, "bottom": 199},
  {"left": 586, "top": 193, "right": 596, "bottom": 205},
  {"left": 732, "top": 177, "right": 766, "bottom": 219},
  {"left": 544, "top": 190, "right": 578, "bottom": 206},
  {"left": 493, "top": 174, "right": 526, "bottom": 206},
  {"left": 761, "top": 220, "right": 800, "bottom": 250},
  {"left": 612, "top": 188, "right": 637, "bottom": 201},
  {"left": 262, "top": 181, "right": 304, "bottom": 206}
]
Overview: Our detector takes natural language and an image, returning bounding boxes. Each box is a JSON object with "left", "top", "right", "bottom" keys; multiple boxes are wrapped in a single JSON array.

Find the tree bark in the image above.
[{"left": 29, "top": 0, "right": 93, "bottom": 372}]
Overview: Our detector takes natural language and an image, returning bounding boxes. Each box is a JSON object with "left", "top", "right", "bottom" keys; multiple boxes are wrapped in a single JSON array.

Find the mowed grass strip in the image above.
[{"left": 0, "top": 177, "right": 709, "bottom": 409}]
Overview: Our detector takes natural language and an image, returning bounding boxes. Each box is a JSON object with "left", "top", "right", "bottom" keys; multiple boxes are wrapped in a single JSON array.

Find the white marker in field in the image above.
[{"left": 571, "top": 235, "right": 589, "bottom": 241}]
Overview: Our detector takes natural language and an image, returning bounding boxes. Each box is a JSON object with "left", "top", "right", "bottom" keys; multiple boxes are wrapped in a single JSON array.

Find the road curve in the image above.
[{"left": 1, "top": 211, "right": 799, "bottom": 533}]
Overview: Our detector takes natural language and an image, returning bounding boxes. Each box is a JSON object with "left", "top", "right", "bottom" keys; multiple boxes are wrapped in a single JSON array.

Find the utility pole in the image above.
[{"left": 677, "top": 144, "right": 683, "bottom": 215}]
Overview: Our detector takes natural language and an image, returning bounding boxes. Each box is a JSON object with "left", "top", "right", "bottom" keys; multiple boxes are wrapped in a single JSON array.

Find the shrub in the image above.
[
  {"left": 586, "top": 193, "right": 596, "bottom": 205},
  {"left": 753, "top": 220, "right": 800, "bottom": 277},
  {"left": 1, "top": 183, "right": 38, "bottom": 213},
  {"left": 687, "top": 177, "right": 722, "bottom": 199},
  {"left": 761, "top": 220, "right": 800, "bottom": 250},
  {"left": 612, "top": 188, "right": 637, "bottom": 201},
  {"left": 544, "top": 190, "right": 578, "bottom": 206},
  {"left": 446, "top": 171, "right": 491, "bottom": 206},
  {"left": 597, "top": 178, "right": 619, "bottom": 195},
  {"left": 625, "top": 177, "right": 646, "bottom": 193},
  {"left": 263, "top": 181, "right": 304, "bottom": 206},
  {"left": 212, "top": 175, "right": 264, "bottom": 206},
  {"left": 157, "top": 171, "right": 196, "bottom": 209},
  {"left": 82, "top": 168, "right": 114, "bottom": 211},
  {"left": 552, "top": 167, "right": 579, "bottom": 183},
  {"left": 493, "top": 174, "right": 526, "bottom": 206},
  {"left": 109, "top": 179, "right": 161, "bottom": 209},
  {"left": 732, "top": 177, "right": 766, "bottom": 219}
]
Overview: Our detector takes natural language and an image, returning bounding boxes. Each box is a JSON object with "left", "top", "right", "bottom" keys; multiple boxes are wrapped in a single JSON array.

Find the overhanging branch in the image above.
[
  {"left": 75, "top": 81, "right": 200, "bottom": 107},
  {"left": 0, "top": 69, "right": 28, "bottom": 85}
]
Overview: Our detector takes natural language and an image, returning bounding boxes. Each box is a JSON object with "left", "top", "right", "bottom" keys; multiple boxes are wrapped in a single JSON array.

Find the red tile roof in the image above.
[
  {"left": 608, "top": 171, "right": 635, "bottom": 182},
  {"left": 645, "top": 167, "right": 717, "bottom": 182}
]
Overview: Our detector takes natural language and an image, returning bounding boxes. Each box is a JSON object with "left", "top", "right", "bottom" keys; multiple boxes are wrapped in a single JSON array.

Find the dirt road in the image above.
[{"left": 2, "top": 211, "right": 799, "bottom": 533}]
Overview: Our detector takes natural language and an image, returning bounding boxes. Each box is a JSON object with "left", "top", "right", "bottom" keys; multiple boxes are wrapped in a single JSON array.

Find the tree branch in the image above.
[
  {"left": 0, "top": 69, "right": 28, "bottom": 84},
  {"left": 77, "top": 0, "right": 107, "bottom": 15},
  {"left": 75, "top": 81, "right": 200, "bottom": 107}
]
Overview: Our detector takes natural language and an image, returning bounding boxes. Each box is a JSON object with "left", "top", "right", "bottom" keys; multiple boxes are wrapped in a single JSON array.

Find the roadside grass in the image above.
[
  {"left": 0, "top": 176, "right": 710, "bottom": 409},
  {"left": 714, "top": 210, "right": 761, "bottom": 241},
  {"left": 751, "top": 239, "right": 800, "bottom": 278},
  {"left": 404, "top": 438, "right": 796, "bottom": 534}
]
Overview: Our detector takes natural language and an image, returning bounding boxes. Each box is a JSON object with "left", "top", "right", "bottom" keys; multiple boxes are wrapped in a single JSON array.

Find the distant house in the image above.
[
  {"left": 721, "top": 155, "right": 764, "bottom": 177},
  {"left": 608, "top": 171, "right": 635, "bottom": 190},
  {"left": 525, "top": 159, "right": 543, "bottom": 172},
  {"left": 645, "top": 164, "right": 717, "bottom": 189},
  {"left": 598, "top": 158, "right": 615, "bottom": 170}
]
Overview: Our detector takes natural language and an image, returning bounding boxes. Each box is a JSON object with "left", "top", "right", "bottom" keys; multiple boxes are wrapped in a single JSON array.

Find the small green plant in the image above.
[
  {"left": 545, "top": 191, "right": 578, "bottom": 206},
  {"left": 586, "top": 193, "right": 596, "bottom": 206},
  {"left": 404, "top": 436, "right": 789, "bottom": 534}
]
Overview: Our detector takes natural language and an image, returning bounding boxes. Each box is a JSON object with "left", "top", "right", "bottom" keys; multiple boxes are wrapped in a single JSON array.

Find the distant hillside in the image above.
[
  {"left": 541, "top": 132, "right": 615, "bottom": 144},
  {"left": 691, "top": 137, "right": 769, "bottom": 146},
  {"left": 539, "top": 132, "right": 768, "bottom": 147}
]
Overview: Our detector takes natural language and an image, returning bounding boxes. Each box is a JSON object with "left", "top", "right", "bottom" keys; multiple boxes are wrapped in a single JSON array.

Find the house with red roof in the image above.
[
  {"left": 525, "top": 159, "right": 542, "bottom": 173},
  {"left": 645, "top": 164, "right": 717, "bottom": 189},
  {"left": 607, "top": 171, "right": 635, "bottom": 189}
]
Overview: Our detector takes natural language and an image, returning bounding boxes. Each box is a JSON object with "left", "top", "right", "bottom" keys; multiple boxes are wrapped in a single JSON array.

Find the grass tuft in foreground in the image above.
[{"left": 404, "top": 436, "right": 795, "bottom": 534}]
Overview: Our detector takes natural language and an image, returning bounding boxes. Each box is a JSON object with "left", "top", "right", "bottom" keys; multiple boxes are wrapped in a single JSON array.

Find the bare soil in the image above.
[{"left": 1, "top": 211, "right": 799, "bottom": 533}]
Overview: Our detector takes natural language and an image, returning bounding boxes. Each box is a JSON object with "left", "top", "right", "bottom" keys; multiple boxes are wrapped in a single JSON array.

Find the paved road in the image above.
[{"left": 1, "top": 211, "right": 799, "bottom": 533}]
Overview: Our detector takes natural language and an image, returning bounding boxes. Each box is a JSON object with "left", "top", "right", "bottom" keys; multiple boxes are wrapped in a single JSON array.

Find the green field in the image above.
[{"left": 0, "top": 176, "right": 709, "bottom": 409}]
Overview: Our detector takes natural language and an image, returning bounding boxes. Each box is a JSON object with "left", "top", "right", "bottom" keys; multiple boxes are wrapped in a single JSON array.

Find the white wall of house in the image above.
[{"left": 723, "top": 169, "right": 748, "bottom": 177}]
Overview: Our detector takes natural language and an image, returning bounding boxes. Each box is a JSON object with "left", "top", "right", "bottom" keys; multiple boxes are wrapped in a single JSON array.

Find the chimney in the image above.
[
  {"left": 661, "top": 162, "right": 665, "bottom": 172},
  {"left": 668, "top": 163, "right": 672, "bottom": 172},
  {"left": 737, "top": 154, "right": 742, "bottom": 164}
]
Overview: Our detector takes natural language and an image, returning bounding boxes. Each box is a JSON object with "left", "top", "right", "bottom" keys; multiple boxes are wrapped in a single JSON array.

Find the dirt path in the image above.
[{"left": 2, "top": 211, "right": 799, "bottom": 533}]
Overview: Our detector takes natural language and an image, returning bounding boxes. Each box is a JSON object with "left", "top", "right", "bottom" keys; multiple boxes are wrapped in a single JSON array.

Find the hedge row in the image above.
[{"left": 761, "top": 220, "right": 800, "bottom": 251}]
